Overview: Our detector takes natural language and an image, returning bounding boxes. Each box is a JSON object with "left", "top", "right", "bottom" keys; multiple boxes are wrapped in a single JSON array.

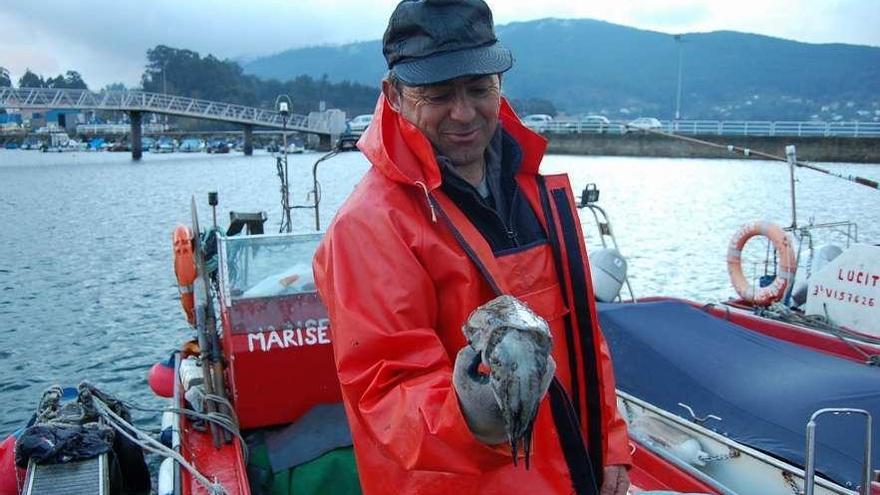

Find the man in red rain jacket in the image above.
[{"left": 313, "top": 1, "right": 631, "bottom": 493}]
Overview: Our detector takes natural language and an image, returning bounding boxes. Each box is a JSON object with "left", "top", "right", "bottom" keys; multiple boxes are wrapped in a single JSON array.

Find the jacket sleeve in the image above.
[{"left": 313, "top": 209, "right": 511, "bottom": 474}]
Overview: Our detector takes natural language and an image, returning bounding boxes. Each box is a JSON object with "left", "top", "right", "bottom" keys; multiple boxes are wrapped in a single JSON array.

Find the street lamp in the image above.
[
  {"left": 162, "top": 62, "right": 168, "bottom": 129},
  {"left": 275, "top": 95, "right": 293, "bottom": 233},
  {"left": 674, "top": 34, "right": 684, "bottom": 123}
]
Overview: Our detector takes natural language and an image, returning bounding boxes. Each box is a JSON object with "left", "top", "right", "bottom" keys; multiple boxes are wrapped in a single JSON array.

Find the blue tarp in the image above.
[{"left": 598, "top": 300, "right": 880, "bottom": 488}]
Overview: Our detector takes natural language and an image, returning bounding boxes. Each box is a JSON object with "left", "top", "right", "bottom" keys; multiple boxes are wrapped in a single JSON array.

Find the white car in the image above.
[
  {"left": 628, "top": 117, "right": 663, "bottom": 132},
  {"left": 580, "top": 115, "right": 611, "bottom": 133},
  {"left": 522, "top": 114, "right": 553, "bottom": 133},
  {"left": 348, "top": 114, "right": 373, "bottom": 133}
]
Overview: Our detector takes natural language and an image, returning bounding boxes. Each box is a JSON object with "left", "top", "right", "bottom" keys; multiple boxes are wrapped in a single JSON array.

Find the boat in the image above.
[
  {"left": 20, "top": 138, "right": 43, "bottom": 151},
  {"left": 574, "top": 142, "right": 879, "bottom": 494},
  {"left": 284, "top": 141, "right": 305, "bottom": 154},
  {"left": 179, "top": 138, "right": 206, "bottom": 153},
  {"left": 155, "top": 137, "right": 176, "bottom": 153}
]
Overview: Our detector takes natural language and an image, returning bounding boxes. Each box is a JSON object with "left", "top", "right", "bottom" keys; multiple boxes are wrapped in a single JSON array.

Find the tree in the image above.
[
  {"left": 138, "top": 44, "right": 380, "bottom": 119},
  {"left": 18, "top": 69, "right": 45, "bottom": 88},
  {"left": 46, "top": 70, "right": 88, "bottom": 89},
  {"left": 0, "top": 67, "right": 10, "bottom": 88},
  {"left": 62, "top": 70, "right": 88, "bottom": 89},
  {"left": 102, "top": 82, "right": 127, "bottom": 92}
]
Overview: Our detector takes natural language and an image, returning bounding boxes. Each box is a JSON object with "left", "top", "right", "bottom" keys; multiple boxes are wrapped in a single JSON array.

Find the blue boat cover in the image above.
[{"left": 598, "top": 300, "right": 880, "bottom": 489}]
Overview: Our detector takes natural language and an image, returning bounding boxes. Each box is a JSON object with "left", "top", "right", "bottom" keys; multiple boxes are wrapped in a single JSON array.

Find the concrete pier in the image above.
[
  {"left": 130, "top": 111, "right": 142, "bottom": 161},
  {"left": 243, "top": 125, "right": 254, "bottom": 156},
  {"left": 546, "top": 134, "right": 880, "bottom": 164}
]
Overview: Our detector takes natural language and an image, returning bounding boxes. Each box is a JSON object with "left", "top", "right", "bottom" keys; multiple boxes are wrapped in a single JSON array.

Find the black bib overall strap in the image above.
[{"left": 537, "top": 175, "right": 605, "bottom": 489}]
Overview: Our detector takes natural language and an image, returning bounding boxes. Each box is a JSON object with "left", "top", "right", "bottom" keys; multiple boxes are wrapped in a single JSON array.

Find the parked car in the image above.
[
  {"left": 580, "top": 115, "right": 611, "bottom": 133},
  {"left": 348, "top": 114, "right": 373, "bottom": 133},
  {"left": 522, "top": 114, "right": 553, "bottom": 133},
  {"left": 628, "top": 117, "right": 663, "bottom": 132}
]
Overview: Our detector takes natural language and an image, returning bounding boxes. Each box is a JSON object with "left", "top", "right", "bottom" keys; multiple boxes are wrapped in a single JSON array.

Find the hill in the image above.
[{"left": 243, "top": 18, "right": 880, "bottom": 121}]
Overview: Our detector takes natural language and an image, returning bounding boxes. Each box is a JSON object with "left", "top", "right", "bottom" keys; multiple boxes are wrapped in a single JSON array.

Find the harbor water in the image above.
[{"left": 0, "top": 149, "right": 878, "bottom": 435}]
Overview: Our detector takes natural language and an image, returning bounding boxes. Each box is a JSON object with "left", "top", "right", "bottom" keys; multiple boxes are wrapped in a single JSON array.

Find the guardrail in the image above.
[
  {"left": 74, "top": 123, "right": 169, "bottom": 135},
  {"left": 535, "top": 119, "right": 880, "bottom": 138}
]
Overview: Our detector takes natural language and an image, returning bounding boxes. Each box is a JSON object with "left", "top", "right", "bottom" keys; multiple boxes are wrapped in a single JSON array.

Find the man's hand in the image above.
[
  {"left": 452, "top": 345, "right": 508, "bottom": 444},
  {"left": 600, "top": 465, "right": 630, "bottom": 495}
]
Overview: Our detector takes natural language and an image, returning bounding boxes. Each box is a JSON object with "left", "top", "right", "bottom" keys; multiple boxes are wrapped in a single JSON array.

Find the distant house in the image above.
[
  {"left": 45, "top": 109, "right": 84, "bottom": 132},
  {"left": 19, "top": 108, "right": 83, "bottom": 132},
  {"left": 0, "top": 113, "right": 22, "bottom": 125}
]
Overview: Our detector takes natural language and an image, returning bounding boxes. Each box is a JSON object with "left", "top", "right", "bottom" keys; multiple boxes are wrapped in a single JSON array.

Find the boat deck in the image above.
[{"left": 599, "top": 300, "right": 880, "bottom": 489}]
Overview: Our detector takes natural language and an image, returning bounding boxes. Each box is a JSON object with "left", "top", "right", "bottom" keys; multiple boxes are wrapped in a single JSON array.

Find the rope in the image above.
[
  {"left": 91, "top": 396, "right": 228, "bottom": 495},
  {"left": 630, "top": 124, "right": 879, "bottom": 191},
  {"left": 122, "top": 395, "right": 248, "bottom": 464},
  {"left": 759, "top": 303, "right": 880, "bottom": 365}
]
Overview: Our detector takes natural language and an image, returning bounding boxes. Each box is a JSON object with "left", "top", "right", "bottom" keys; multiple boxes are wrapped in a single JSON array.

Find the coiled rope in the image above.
[{"left": 88, "top": 390, "right": 249, "bottom": 495}]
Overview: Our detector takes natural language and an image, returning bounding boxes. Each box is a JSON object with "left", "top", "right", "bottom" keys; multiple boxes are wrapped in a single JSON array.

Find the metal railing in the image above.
[
  {"left": 0, "top": 87, "right": 323, "bottom": 134},
  {"left": 74, "top": 123, "right": 168, "bottom": 135},
  {"left": 535, "top": 119, "right": 880, "bottom": 138}
]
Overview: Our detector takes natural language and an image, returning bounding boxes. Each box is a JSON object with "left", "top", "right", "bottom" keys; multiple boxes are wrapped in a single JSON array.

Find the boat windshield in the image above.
[{"left": 219, "top": 233, "right": 322, "bottom": 302}]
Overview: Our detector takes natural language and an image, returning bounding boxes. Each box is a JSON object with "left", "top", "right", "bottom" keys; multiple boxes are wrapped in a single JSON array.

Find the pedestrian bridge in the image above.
[
  {"left": 0, "top": 87, "right": 321, "bottom": 132},
  {"left": 0, "top": 87, "right": 344, "bottom": 159}
]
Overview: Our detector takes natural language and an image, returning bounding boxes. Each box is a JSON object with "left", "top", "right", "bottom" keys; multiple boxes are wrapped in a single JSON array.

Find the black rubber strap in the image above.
[
  {"left": 537, "top": 176, "right": 582, "bottom": 423},
  {"left": 549, "top": 378, "right": 599, "bottom": 495},
  {"left": 550, "top": 187, "right": 605, "bottom": 480}
]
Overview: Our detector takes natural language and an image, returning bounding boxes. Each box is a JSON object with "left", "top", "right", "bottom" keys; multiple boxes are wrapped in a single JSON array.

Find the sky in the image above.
[{"left": 1, "top": 0, "right": 878, "bottom": 89}]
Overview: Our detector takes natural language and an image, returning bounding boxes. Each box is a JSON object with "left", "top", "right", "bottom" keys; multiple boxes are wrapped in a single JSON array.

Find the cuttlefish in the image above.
[{"left": 460, "top": 295, "right": 555, "bottom": 468}]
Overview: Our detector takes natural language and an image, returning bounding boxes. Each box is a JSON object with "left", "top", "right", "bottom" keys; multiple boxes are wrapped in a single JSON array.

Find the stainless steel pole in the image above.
[
  {"left": 786, "top": 145, "right": 798, "bottom": 229},
  {"left": 675, "top": 34, "right": 683, "bottom": 121}
]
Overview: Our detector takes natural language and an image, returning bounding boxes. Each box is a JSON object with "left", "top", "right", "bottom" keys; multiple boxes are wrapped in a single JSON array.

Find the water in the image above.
[{"left": 0, "top": 149, "right": 877, "bottom": 436}]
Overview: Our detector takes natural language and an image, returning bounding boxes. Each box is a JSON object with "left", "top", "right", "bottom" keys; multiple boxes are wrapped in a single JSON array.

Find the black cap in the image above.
[{"left": 383, "top": 0, "right": 513, "bottom": 86}]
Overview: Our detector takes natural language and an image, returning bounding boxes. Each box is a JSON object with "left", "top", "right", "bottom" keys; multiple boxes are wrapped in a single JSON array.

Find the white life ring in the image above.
[{"left": 727, "top": 221, "right": 797, "bottom": 306}]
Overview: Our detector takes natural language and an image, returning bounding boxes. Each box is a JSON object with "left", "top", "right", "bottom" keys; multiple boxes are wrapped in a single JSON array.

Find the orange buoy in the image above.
[
  {"left": 727, "top": 220, "right": 797, "bottom": 306},
  {"left": 147, "top": 361, "right": 174, "bottom": 398},
  {"left": 172, "top": 225, "right": 197, "bottom": 325}
]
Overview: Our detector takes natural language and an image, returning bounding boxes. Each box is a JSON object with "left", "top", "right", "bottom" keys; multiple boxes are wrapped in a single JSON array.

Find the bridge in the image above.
[{"left": 0, "top": 87, "right": 343, "bottom": 159}]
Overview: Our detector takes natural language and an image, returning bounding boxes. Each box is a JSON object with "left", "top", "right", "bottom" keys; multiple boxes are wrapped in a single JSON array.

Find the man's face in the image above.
[{"left": 385, "top": 74, "right": 502, "bottom": 170}]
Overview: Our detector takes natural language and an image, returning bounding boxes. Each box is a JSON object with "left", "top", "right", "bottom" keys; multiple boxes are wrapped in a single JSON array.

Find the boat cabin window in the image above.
[{"left": 220, "top": 234, "right": 322, "bottom": 301}]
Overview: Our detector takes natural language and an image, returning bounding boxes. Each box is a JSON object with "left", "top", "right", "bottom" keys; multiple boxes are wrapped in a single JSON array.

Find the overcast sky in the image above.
[{"left": 2, "top": 0, "right": 878, "bottom": 89}]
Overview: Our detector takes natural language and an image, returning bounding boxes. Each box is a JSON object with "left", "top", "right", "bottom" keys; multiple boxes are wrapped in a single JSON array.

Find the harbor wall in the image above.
[{"left": 546, "top": 134, "right": 880, "bottom": 164}]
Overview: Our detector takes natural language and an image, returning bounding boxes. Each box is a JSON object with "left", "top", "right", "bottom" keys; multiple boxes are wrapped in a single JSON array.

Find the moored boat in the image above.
[{"left": 576, "top": 144, "right": 880, "bottom": 494}]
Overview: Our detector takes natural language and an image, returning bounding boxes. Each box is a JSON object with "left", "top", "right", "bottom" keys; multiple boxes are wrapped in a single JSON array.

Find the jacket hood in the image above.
[{"left": 357, "top": 94, "right": 547, "bottom": 191}]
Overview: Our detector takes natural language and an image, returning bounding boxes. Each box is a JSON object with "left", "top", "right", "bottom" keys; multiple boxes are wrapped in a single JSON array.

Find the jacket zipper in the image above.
[
  {"left": 469, "top": 180, "right": 521, "bottom": 248},
  {"left": 413, "top": 181, "right": 437, "bottom": 223},
  {"left": 417, "top": 177, "right": 521, "bottom": 247}
]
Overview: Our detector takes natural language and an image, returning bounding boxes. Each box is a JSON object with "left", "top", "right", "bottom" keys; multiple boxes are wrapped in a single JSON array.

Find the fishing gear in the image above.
[
  {"left": 632, "top": 124, "right": 879, "bottom": 192},
  {"left": 190, "top": 195, "right": 234, "bottom": 447}
]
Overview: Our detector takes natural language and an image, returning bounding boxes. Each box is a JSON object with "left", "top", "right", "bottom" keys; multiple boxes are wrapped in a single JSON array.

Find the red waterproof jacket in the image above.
[{"left": 313, "top": 95, "right": 630, "bottom": 495}]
